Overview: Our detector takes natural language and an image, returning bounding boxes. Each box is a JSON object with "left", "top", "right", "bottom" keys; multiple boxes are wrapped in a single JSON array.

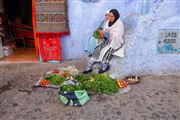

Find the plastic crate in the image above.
[{"left": 38, "top": 36, "right": 62, "bottom": 61}]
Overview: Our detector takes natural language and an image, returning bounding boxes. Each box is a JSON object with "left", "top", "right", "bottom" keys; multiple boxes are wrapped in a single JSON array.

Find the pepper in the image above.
[{"left": 117, "top": 80, "right": 128, "bottom": 88}]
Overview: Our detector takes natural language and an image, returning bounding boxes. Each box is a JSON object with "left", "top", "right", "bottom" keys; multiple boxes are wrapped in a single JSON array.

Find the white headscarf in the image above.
[
  {"left": 105, "top": 10, "right": 110, "bottom": 16},
  {"left": 103, "top": 10, "right": 110, "bottom": 30}
]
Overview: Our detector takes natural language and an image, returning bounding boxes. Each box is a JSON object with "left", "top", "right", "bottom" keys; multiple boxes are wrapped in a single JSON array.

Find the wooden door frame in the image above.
[{"left": 32, "top": 0, "right": 39, "bottom": 55}]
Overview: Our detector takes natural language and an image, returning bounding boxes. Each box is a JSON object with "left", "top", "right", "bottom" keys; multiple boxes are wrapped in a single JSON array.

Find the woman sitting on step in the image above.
[{"left": 83, "top": 9, "right": 125, "bottom": 74}]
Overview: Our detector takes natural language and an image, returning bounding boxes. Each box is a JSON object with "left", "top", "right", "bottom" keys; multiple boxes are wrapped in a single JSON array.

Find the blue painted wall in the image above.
[
  {"left": 61, "top": 0, "right": 154, "bottom": 59},
  {"left": 61, "top": 0, "right": 180, "bottom": 77},
  {"left": 61, "top": 0, "right": 126, "bottom": 59}
]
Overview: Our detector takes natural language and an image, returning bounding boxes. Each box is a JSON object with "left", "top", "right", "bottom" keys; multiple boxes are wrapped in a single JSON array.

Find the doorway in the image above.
[{"left": 0, "top": 0, "right": 38, "bottom": 62}]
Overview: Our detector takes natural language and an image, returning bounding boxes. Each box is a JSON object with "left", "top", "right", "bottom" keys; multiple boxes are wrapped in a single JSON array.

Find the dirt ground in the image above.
[{"left": 0, "top": 60, "right": 180, "bottom": 120}]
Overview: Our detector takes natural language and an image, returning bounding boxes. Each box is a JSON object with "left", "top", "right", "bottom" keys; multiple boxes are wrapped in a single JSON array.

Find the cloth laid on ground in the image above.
[
  {"left": 58, "top": 79, "right": 90, "bottom": 107},
  {"left": 118, "top": 85, "right": 131, "bottom": 94}
]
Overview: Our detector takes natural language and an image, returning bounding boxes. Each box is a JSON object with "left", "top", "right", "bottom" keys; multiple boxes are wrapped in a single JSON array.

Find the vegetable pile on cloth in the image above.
[
  {"left": 74, "top": 73, "right": 119, "bottom": 94},
  {"left": 34, "top": 66, "right": 79, "bottom": 89},
  {"left": 34, "top": 66, "right": 133, "bottom": 106},
  {"left": 35, "top": 68, "right": 119, "bottom": 93}
]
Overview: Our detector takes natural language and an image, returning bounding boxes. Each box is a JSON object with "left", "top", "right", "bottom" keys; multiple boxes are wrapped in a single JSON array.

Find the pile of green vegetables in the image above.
[
  {"left": 43, "top": 72, "right": 118, "bottom": 94},
  {"left": 43, "top": 74, "right": 66, "bottom": 85},
  {"left": 60, "top": 84, "right": 84, "bottom": 91},
  {"left": 93, "top": 29, "right": 101, "bottom": 39},
  {"left": 74, "top": 73, "right": 118, "bottom": 94}
]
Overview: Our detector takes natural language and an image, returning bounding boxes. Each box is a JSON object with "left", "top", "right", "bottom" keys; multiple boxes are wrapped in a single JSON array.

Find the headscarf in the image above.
[
  {"left": 108, "top": 9, "right": 120, "bottom": 27},
  {"left": 104, "top": 10, "right": 110, "bottom": 16},
  {"left": 99, "top": 10, "right": 110, "bottom": 29}
]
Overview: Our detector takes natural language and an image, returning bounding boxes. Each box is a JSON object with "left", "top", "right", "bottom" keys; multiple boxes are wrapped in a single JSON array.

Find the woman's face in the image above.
[
  {"left": 105, "top": 13, "right": 110, "bottom": 21},
  {"left": 109, "top": 12, "right": 115, "bottom": 22}
]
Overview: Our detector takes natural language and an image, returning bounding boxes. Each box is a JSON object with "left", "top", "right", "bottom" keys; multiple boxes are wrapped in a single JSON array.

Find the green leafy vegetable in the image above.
[
  {"left": 93, "top": 29, "right": 101, "bottom": 39},
  {"left": 60, "top": 84, "right": 84, "bottom": 91},
  {"left": 44, "top": 74, "right": 65, "bottom": 85},
  {"left": 74, "top": 73, "right": 118, "bottom": 94}
]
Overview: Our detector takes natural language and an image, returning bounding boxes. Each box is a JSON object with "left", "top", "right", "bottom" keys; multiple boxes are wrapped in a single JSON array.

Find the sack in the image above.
[{"left": 58, "top": 79, "right": 90, "bottom": 106}]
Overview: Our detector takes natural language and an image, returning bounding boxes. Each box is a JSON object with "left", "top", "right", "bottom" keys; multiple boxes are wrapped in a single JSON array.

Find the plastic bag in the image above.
[{"left": 58, "top": 79, "right": 90, "bottom": 106}]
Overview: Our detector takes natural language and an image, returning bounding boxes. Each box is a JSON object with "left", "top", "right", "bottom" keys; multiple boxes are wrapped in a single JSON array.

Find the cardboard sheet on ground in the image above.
[{"left": 118, "top": 85, "right": 131, "bottom": 94}]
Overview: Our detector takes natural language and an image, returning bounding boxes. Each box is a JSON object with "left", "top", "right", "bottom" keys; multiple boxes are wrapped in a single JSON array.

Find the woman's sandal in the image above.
[
  {"left": 98, "top": 65, "right": 110, "bottom": 73},
  {"left": 82, "top": 69, "right": 92, "bottom": 74}
]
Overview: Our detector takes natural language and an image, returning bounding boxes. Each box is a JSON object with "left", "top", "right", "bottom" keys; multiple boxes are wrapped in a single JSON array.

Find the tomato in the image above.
[
  {"left": 52, "top": 69, "right": 60, "bottom": 73},
  {"left": 40, "top": 80, "right": 49, "bottom": 86}
]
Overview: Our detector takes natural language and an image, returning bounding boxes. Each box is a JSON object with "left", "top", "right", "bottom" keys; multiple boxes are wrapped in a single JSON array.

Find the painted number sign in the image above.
[{"left": 157, "top": 29, "right": 180, "bottom": 54}]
